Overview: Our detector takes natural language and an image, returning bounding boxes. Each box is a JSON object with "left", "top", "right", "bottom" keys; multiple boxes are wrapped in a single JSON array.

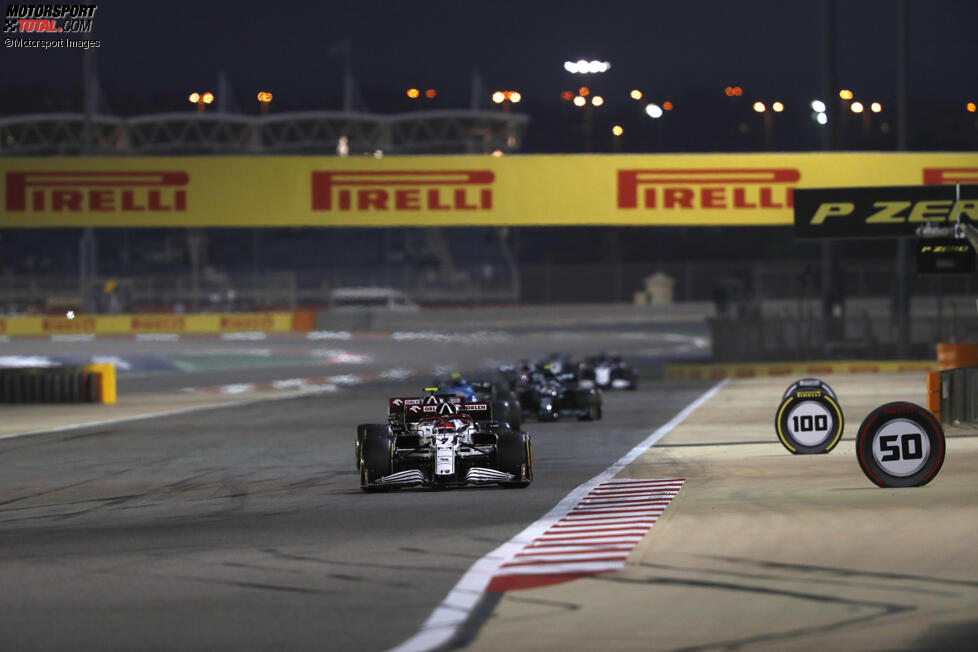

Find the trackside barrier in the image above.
[
  {"left": 939, "top": 366, "right": 978, "bottom": 425},
  {"left": 937, "top": 342, "right": 978, "bottom": 371},
  {"left": 0, "top": 312, "right": 316, "bottom": 337},
  {"left": 926, "top": 372, "right": 942, "bottom": 420},
  {"left": 0, "top": 364, "right": 116, "bottom": 404},
  {"left": 662, "top": 360, "right": 936, "bottom": 381}
]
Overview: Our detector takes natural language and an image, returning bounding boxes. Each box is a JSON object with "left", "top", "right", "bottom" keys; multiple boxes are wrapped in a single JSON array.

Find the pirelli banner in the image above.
[
  {"left": 1, "top": 153, "right": 977, "bottom": 227},
  {"left": 0, "top": 313, "right": 302, "bottom": 337}
]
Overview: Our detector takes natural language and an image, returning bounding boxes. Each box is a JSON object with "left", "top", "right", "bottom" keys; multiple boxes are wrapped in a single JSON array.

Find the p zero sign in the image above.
[{"left": 794, "top": 171, "right": 978, "bottom": 239}]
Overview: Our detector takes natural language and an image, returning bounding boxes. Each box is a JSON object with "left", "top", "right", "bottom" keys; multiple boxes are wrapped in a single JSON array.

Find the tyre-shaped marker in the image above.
[
  {"left": 775, "top": 378, "right": 844, "bottom": 454},
  {"left": 855, "top": 401, "right": 945, "bottom": 488}
]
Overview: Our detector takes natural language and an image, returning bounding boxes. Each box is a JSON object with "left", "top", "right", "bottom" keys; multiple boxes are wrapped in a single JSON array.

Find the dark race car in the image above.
[
  {"left": 537, "top": 352, "right": 577, "bottom": 376},
  {"left": 516, "top": 366, "right": 602, "bottom": 422},
  {"left": 355, "top": 390, "right": 533, "bottom": 491},
  {"left": 579, "top": 353, "right": 638, "bottom": 390},
  {"left": 469, "top": 378, "right": 523, "bottom": 430}
]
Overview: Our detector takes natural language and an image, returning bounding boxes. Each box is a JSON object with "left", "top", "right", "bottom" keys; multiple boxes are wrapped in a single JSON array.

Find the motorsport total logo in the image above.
[{"left": 4, "top": 4, "right": 100, "bottom": 49}]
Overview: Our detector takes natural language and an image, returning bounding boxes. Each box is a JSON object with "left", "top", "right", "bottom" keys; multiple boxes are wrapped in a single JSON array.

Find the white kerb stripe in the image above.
[{"left": 386, "top": 379, "right": 727, "bottom": 652}]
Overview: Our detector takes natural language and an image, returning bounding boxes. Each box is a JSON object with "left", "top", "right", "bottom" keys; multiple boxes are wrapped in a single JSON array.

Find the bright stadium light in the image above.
[
  {"left": 870, "top": 102, "right": 882, "bottom": 113},
  {"left": 492, "top": 91, "right": 505, "bottom": 104},
  {"left": 811, "top": 100, "right": 826, "bottom": 113},
  {"left": 753, "top": 101, "right": 766, "bottom": 113},
  {"left": 851, "top": 101, "right": 864, "bottom": 113},
  {"left": 591, "top": 95, "right": 604, "bottom": 106},
  {"left": 772, "top": 101, "right": 784, "bottom": 112},
  {"left": 630, "top": 89, "right": 642, "bottom": 100},
  {"left": 564, "top": 59, "right": 610, "bottom": 73},
  {"left": 188, "top": 92, "right": 200, "bottom": 104},
  {"left": 201, "top": 92, "right": 215, "bottom": 104},
  {"left": 840, "top": 89, "right": 854, "bottom": 100},
  {"left": 645, "top": 103, "right": 663, "bottom": 118},
  {"left": 407, "top": 88, "right": 420, "bottom": 99},
  {"left": 509, "top": 91, "right": 522, "bottom": 103},
  {"left": 816, "top": 112, "right": 828, "bottom": 125},
  {"left": 573, "top": 95, "right": 586, "bottom": 107},
  {"left": 612, "top": 125, "right": 623, "bottom": 136}
]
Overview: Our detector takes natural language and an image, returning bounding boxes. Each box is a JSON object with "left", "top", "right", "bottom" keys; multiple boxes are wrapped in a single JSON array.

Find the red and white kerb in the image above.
[{"left": 487, "top": 478, "right": 684, "bottom": 592}]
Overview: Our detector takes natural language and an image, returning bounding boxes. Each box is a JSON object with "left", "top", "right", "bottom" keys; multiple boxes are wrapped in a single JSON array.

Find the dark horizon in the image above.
[{"left": 2, "top": 0, "right": 977, "bottom": 152}]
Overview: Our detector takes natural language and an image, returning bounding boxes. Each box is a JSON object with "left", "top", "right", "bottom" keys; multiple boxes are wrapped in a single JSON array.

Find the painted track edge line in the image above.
[{"left": 386, "top": 378, "right": 729, "bottom": 652}]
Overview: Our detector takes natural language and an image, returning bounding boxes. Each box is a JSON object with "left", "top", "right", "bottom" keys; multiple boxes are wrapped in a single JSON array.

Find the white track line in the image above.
[{"left": 387, "top": 379, "right": 728, "bottom": 652}]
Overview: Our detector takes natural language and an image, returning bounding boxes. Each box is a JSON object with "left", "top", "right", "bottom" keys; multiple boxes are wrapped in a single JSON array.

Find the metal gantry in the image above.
[{"left": 0, "top": 110, "right": 529, "bottom": 156}]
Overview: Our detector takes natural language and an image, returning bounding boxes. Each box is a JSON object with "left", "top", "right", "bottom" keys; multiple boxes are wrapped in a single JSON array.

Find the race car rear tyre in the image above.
[
  {"left": 497, "top": 431, "right": 533, "bottom": 488},
  {"left": 355, "top": 423, "right": 375, "bottom": 471},
  {"left": 491, "top": 400, "right": 513, "bottom": 429},
  {"left": 360, "top": 425, "right": 394, "bottom": 493}
]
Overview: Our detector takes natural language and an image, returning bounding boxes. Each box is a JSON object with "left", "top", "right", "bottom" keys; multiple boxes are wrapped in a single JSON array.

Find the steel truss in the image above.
[{"left": 0, "top": 110, "right": 529, "bottom": 156}]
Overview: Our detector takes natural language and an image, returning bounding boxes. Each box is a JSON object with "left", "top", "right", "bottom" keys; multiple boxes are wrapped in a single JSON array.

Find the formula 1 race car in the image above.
[
  {"left": 469, "top": 379, "right": 522, "bottom": 430},
  {"left": 355, "top": 390, "right": 533, "bottom": 491},
  {"left": 433, "top": 372, "right": 479, "bottom": 402},
  {"left": 579, "top": 353, "right": 638, "bottom": 390},
  {"left": 516, "top": 367, "right": 602, "bottom": 422}
]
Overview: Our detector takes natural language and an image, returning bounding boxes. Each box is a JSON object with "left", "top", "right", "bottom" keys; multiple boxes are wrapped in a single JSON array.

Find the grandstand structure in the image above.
[
  {"left": 0, "top": 110, "right": 529, "bottom": 155},
  {"left": 0, "top": 109, "right": 528, "bottom": 312}
]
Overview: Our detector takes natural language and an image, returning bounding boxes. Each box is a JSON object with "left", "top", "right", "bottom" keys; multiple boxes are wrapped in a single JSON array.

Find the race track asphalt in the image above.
[{"left": 0, "top": 332, "right": 711, "bottom": 652}]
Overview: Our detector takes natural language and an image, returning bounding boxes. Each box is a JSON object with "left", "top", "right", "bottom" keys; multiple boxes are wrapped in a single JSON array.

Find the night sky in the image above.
[{"left": 2, "top": 0, "right": 977, "bottom": 148}]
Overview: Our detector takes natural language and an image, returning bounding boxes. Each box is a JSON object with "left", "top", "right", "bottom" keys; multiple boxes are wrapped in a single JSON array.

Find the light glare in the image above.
[
  {"left": 851, "top": 101, "right": 864, "bottom": 113},
  {"left": 645, "top": 103, "right": 663, "bottom": 118},
  {"left": 811, "top": 100, "right": 826, "bottom": 112},
  {"left": 816, "top": 112, "right": 828, "bottom": 125}
]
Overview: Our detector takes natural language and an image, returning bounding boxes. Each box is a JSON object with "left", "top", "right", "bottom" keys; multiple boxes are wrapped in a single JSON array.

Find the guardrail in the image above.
[
  {"left": 0, "top": 363, "right": 116, "bottom": 404},
  {"left": 939, "top": 365, "right": 978, "bottom": 425}
]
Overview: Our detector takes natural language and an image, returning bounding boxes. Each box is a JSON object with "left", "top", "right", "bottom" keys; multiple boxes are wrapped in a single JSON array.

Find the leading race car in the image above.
[
  {"left": 355, "top": 390, "right": 533, "bottom": 491},
  {"left": 579, "top": 353, "right": 638, "bottom": 390}
]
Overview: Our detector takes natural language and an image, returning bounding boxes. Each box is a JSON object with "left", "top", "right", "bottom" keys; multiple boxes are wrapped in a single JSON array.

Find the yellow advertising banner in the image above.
[
  {"left": 1, "top": 153, "right": 977, "bottom": 227},
  {"left": 0, "top": 312, "right": 296, "bottom": 336}
]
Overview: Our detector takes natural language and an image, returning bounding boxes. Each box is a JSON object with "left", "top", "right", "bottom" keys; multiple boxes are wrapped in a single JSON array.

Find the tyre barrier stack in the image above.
[{"left": 0, "top": 364, "right": 116, "bottom": 404}]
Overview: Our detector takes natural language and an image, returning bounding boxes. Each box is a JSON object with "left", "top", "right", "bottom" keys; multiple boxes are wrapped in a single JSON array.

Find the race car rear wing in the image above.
[
  {"left": 399, "top": 401, "right": 492, "bottom": 423},
  {"left": 388, "top": 395, "right": 461, "bottom": 413}
]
